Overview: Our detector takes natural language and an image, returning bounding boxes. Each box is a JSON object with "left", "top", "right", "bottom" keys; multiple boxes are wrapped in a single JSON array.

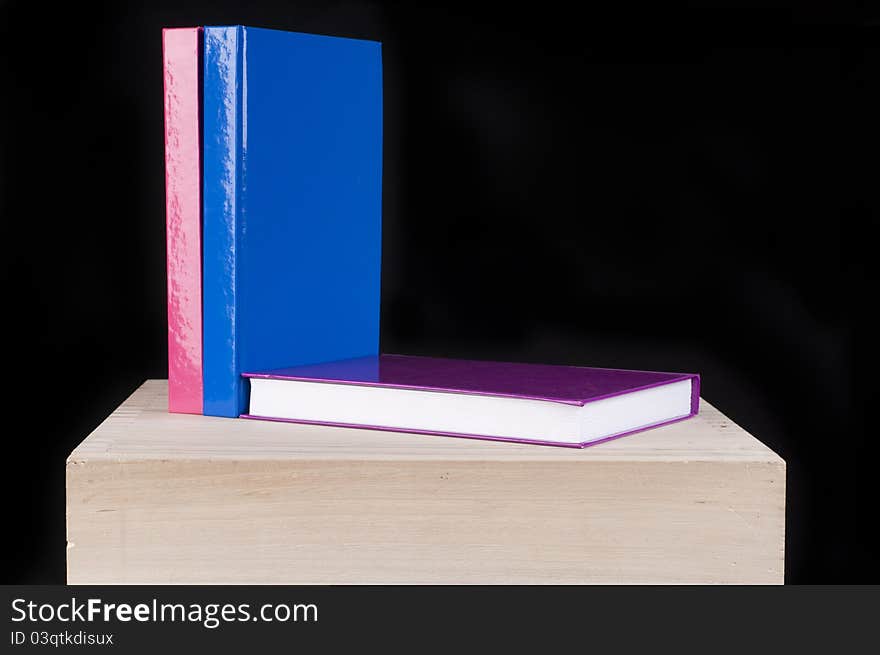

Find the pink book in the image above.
[{"left": 163, "top": 27, "right": 203, "bottom": 413}]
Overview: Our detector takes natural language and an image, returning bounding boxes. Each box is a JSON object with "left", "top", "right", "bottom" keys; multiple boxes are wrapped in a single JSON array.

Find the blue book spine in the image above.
[
  {"left": 202, "top": 26, "right": 383, "bottom": 417},
  {"left": 203, "top": 26, "right": 243, "bottom": 417}
]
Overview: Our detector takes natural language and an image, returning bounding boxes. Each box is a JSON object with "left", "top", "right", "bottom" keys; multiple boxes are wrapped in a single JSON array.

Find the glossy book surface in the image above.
[
  {"left": 202, "top": 26, "right": 383, "bottom": 417},
  {"left": 243, "top": 355, "right": 700, "bottom": 447},
  {"left": 245, "top": 355, "right": 698, "bottom": 405},
  {"left": 163, "top": 27, "right": 203, "bottom": 414}
]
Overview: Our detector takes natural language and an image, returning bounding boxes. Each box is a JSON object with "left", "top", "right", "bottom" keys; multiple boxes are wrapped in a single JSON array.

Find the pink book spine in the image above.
[{"left": 163, "top": 28, "right": 203, "bottom": 414}]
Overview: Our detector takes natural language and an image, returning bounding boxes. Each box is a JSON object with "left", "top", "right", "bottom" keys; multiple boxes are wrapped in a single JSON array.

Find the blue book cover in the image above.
[{"left": 202, "top": 26, "right": 383, "bottom": 417}]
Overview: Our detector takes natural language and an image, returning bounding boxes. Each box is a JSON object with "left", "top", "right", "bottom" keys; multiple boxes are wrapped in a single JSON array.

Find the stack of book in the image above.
[{"left": 164, "top": 25, "right": 699, "bottom": 448}]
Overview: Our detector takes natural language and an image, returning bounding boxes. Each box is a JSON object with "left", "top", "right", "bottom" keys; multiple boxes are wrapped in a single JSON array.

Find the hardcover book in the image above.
[
  {"left": 163, "top": 27, "right": 203, "bottom": 414},
  {"left": 202, "top": 26, "right": 383, "bottom": 417},
  {"left": 242, "top": 355, "right": 701, "bottom": 447}
]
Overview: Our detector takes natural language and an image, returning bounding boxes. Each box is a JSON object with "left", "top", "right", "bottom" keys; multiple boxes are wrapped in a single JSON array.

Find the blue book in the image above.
[{"left": 202, "top": 26, "right": 383, "bottom": 417}]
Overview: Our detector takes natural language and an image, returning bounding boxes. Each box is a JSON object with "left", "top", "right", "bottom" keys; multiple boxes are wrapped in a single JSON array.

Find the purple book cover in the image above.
[{"left": 242, "top": 355, "right": 700, "bottom": 448}]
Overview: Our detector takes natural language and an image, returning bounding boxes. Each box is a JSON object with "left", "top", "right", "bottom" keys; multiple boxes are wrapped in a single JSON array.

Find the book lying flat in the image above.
[
  {"left": 242, "top": 355, "right": 701, "bottom": 448},
  {"left": 163, "top": 27, "right": 203, "bottom": 414},
  {"left": 201, "top": 26, "right": 383, "bottom": 417}
]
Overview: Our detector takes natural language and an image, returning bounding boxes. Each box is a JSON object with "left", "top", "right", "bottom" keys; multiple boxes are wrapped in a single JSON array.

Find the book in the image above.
[
  {"left": 163, "top": 27, "right": 203, "bottom": 414},
  {"left": 202, "top": 26, "right": 383, "bottom": 417},
  {"left": 242, "top": 355, "right": 701, "bottom": 447}
]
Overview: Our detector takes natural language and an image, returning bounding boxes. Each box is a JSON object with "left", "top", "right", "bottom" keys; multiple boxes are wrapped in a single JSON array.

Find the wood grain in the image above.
[{"left": 67, "top": 380, "right": 785, "bottom": 584}]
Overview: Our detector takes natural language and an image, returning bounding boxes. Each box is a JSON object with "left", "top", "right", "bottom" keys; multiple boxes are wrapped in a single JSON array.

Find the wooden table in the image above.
[{"left": 67, "top": 380, "right": 785, "bottom": 583}]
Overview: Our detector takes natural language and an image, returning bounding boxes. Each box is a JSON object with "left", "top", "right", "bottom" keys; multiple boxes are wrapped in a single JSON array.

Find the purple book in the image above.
[{"left": 242, "top": 355, "right": 700, "bottom": 448}]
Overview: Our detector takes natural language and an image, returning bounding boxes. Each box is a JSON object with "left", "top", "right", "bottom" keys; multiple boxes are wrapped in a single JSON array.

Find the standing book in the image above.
[
  {"left": 243, "top": 355, "right": 701, "bottom": 447},
  {"left": 163, "top": 27, "right": 203, "bottom": 414},
  {"left": 202, "top": 26, "right": 383, "bottom": 417}
]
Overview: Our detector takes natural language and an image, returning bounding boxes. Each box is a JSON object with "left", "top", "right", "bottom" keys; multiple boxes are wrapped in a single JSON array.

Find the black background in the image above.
[{"left": 0, "top": 2, "right": 876, "bottom": 584}]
